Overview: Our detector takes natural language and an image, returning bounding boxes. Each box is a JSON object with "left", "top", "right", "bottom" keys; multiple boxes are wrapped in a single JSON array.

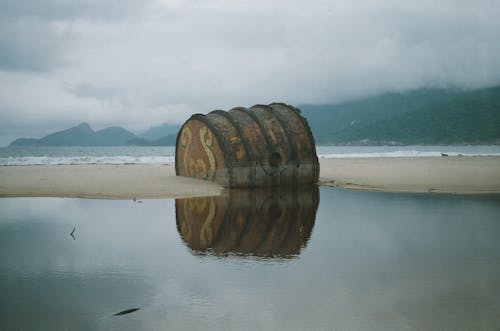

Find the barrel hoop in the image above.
[
  {"left": 266, "top": 104, "right": 299, "bottom": 164},
  {"left": 231, "top": 107, "right": 265, "bottom": 166},
  {"left": 191, "top": 113, "right": 234, "bottom": 186},
  {"left": 212, "top": 109, "right": 256, "bottom": 187},
  {"left": 263, "top": 104, "right": 300, "bottom": 186},
  {"left": 231, "top": 107, "right": 269, "bottom": 187},
  {"left": 271, "top": 103, "right": 320, "bottom": 179},
  {"left": 175, "top": 121, "right": 189, "bottom": 175},
  {"left": 280, "top": 104, "right": 317, "bottom": 153},
  {"left": 212, "top": 110, "right": 253, "bottom": 163},
  {"left": 249, "top": 105, "right": 290, "bottom": 186},
  {"left": 238, "top": 107, "right": 276, "bottom": 165}
]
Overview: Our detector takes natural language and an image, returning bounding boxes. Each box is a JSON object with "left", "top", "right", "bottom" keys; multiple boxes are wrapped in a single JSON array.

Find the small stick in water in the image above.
[
  {"left": 70, "top": 227, "right": 76, "bottom": 240},
  {"left": 113, "top": 308, "right": 140, "bottom": 316}
]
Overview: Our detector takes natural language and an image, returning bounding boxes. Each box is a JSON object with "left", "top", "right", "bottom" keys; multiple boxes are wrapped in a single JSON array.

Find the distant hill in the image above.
[
  {"left": 125, "top": 133, "right": 177, "bottom": 146},
  {"left": 95, "top": 126, "right": 138, "bottom": 145},
  {"left": 9, "top": 122, "right": 179, "bottom": 147},
  {"left": 151, "top": 134, "right": 177, "bottom": 146},
  {"left": 300, "top": 85, "right": 500, "bottom": 145},
  {"left": 140, "top": 123, "right": 181, "bottom": 141},
  {"left": 9, "top": 85, "right": 500, "bottom": 147},
  {"left": 10, "top": 123, "right": 139, "bottom": 146}
]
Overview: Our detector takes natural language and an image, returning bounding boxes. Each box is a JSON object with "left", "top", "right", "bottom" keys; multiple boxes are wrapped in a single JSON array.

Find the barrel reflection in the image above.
[{"left": 175, "top": 186, "right": 319, "bottom": 259}]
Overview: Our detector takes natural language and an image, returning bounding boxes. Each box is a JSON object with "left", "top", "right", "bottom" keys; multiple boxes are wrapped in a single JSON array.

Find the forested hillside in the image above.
[{"left": 301, "top": 85, "right": 500, "bottom": 145}]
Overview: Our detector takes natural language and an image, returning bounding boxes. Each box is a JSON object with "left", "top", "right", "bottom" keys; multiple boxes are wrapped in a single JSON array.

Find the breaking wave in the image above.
[{"left": 1, "top": 145, "right": 499, "bottom": 166}]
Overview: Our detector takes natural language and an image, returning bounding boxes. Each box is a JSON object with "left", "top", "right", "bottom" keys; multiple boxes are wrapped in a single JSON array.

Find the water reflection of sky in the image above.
[{"left": 1, "top": 189, "right": 500, "bottom": 330}]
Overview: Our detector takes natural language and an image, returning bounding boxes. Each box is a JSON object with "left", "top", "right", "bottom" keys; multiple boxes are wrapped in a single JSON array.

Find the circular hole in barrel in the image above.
[
  {"left": 269, "top": 152, "right": 281, "bottom": 167},
  {"left": 268, "top": 203, "right": 283, "bottom": 220}
]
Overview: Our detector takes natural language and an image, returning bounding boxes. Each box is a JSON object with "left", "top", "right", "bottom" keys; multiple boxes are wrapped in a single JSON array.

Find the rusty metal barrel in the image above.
[{"left": 175, "top": 103, "right": 319, "bottom": 188}]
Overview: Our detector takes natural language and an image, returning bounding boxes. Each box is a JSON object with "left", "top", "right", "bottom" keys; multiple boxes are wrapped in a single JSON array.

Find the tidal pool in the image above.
[{"left": 1, "top": 188, "right": 499, "bottom": 330}]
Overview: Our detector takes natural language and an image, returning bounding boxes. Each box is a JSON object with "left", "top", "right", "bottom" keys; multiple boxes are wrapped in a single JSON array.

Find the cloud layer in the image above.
[{"left": 1, "top": 0, "right": 500, "bottom": 144}]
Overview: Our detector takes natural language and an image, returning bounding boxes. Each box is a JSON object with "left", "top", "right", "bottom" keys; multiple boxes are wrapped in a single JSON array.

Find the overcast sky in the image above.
[{"left": 1, "top": 0, "right": 499, "bottom": 145}]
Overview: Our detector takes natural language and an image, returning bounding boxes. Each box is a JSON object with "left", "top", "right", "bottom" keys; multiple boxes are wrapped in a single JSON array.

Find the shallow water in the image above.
[{"left": 1, "top": 188, "right": 499, "bottom": 330}]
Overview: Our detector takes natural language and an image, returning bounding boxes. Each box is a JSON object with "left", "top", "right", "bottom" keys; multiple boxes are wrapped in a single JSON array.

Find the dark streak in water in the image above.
[{"left": 113, "top": 308, "right": 140, "bottom": 316}]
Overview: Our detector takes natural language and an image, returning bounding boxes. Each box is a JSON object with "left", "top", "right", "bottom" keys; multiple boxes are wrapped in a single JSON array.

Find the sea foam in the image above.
[
  {"left": 1, "top": 146, "right": 499, "bottom": 166},
  {"left": 0, "top": 155, "right": 174, "bottom": 166}
]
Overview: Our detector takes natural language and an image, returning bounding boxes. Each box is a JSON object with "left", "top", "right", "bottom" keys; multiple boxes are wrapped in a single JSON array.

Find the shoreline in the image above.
[
  {"left": 1, "top": 156, "right": 500, "bottom": 199},
  {"left": 0, "top": 163, "right": 222, "bottom": 199},
  {"left": 319, "top": 156, "right": 500, "bottom": 194}
]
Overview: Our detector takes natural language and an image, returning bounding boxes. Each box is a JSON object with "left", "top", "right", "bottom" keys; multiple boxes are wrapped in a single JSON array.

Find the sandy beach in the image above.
[
  {"left": 319, "top": 156, "right": 500, "bottom": 194},
  {"left": 0, "top": 163, "right": 222, "bottom": 199},
  {"left": 1, "top": 156, "right": 500, "bottom": 198}
]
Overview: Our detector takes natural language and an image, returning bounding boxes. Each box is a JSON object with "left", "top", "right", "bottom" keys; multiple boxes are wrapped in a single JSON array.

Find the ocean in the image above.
[{"left": 1, "top": 145, "right": 500, "bottom": 166}]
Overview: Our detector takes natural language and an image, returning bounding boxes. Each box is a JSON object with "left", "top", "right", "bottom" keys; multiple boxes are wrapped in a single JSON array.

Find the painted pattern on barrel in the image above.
[
  {"left": 175, "top": 103, "right": 319, "bottom": 188},
  {"left": 175, "top": 118, "right": 225, "bottom": 181}
]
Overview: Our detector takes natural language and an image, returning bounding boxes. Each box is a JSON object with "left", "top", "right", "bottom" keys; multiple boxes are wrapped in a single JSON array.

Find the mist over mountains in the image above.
[
  {"left": 10, "top": 122, "right": 178, "bottom": 147},
  {"left": 9, "top": 85, "right": 500, "bottom": 147},
  {"left": 302, "top": 85, "right": 500, "bottom": 145}
]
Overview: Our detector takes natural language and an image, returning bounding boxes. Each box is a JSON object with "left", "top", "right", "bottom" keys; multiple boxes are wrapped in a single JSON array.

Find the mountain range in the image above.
[
  {"left": 9, "top": 84, "right": 500, "bottom": 146},
  {"left": 9, "top": 122, "right": 178, "bottom": 147},
  {"left": 301, "top": 84, "right": 500, "bottom": 145}
]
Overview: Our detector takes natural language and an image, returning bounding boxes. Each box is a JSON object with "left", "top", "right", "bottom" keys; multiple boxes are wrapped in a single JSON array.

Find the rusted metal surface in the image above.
[
  {"left": 175, "top": 103, "right": 319, "bottom": 188},
  {"left": 175, "top": 186, "right": 319, "bottom": 258}
]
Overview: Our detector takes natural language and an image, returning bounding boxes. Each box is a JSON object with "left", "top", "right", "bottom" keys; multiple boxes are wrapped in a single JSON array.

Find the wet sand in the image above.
[
  {"left": 1, "top": 156, "right": 499, "bottom": 198},
  {"left": 319, "top": 156, "right": 500, "bottom": 194},
  {"left": 0, "top": 164, "right": 222, "bottom": 199}
]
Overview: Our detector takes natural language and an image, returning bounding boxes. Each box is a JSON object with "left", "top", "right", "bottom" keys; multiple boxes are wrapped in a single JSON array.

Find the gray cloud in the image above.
[
  {"left": 0, "top": 0, "right": 147, "bottom": 21},
  {"left": 0, "top": 0, "right": 149, "bottom": 72},
  {"left": 1, "top": 0, "right": 500, "bottom": 145},
  {"left": 0, "top": 18, "right": 72, "bottom": 72}
]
